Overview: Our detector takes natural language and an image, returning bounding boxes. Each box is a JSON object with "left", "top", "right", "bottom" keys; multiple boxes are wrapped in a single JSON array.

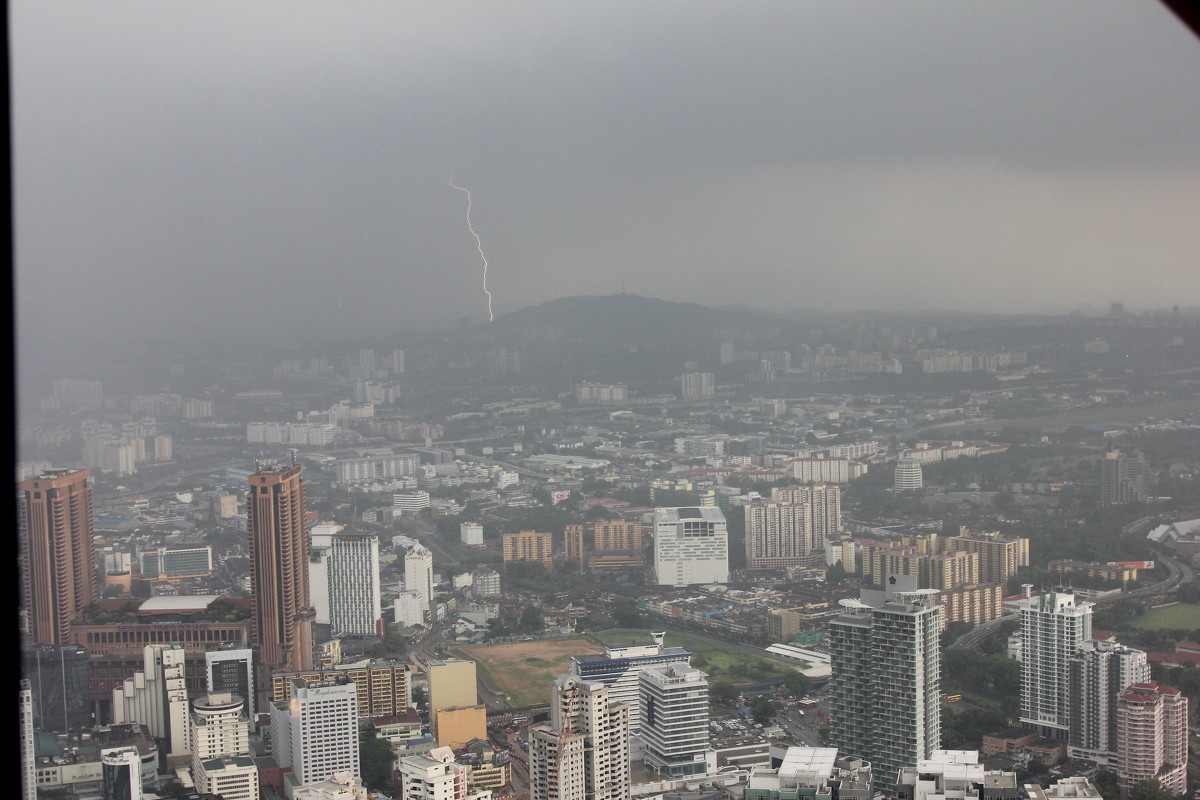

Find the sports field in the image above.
[
  {"left": 458, "top": 636, "right": 599, "bottom": 706},
  {"left": 1128, "top": 603, "right": 1200, "bottom": 631}
]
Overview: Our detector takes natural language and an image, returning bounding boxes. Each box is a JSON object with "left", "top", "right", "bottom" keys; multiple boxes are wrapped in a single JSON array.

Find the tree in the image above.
[
  {"left": 780, "top": 671, "right": 809, "bottom": 697},
  {"left": 518, "top": 606, "right": 545, "bottom": 632},
  {"left": 612, "top": 599, "right": 643, "bottom": 628},
  {"left": 749, "top": 695, "right": 780, "bottom": 725},
  {"left": 1127, "top": 779, "right": 1176, "bottom": 800},
  {"left": 710, "top": 681, "right": 739, "bottom": 704},
  {"left": 130, "top": 580, "right": 153, "bottom": 599},
  {"left": 360, "top": 733, "right": 396, "bottom": 792},
  {"left": 1091, "top": 771, "right": 1120, "bottom": 800}
]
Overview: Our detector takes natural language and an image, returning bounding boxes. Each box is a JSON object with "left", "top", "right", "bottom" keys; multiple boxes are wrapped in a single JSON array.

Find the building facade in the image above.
[
  {"left": 329, "top": 533, "right": 383, "bottom": 637},
  {"left": 1115, "top": 682, "right": 1188, "bottom": 796},
  {"left": 529, "top": 676, "right": 630, "bottom": 800},
  {"left": 653, "top": 507, "right": 729, "bottom": 587},
  {"left": 745, "top": 501, "right": 815, "bottom": 569},
  {"left": 501, "top": 530, "right": 554, "bottom": 573},
  {"left": 828, "top": 588, "right": 942, "bottom": 790},
  {"left": 570, "top": 634, "right": 691, "bottom": 736},
  {"left": 19, "top": 468, "right": 96, "bottom": 645},
  {"left": 1019, "top": 591, "right": 1094, "bottom": 740},
  {"left": 190, "top": 692, "right": 257, "bottom": 800},
  {"left": 1068, "top": 641, "right": 1150, "bottom": 765},
  {"left": 639, "top": 663, "right": 712, "bottom": 778},
  {"left": 247, "top": 463, "right": 315, "bottom": 679},
  {"left": 272, "top": 677, "right": 361, "bottom": 787}
]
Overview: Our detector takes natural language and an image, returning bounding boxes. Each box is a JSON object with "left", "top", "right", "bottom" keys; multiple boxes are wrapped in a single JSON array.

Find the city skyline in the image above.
[{"left": 11, "top": 1, "right": 1200, "bottom": 373}]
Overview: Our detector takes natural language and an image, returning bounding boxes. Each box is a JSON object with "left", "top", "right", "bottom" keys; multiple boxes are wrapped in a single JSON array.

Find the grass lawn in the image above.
[
  {"left": 594, "top": 627, "right": 802, "bottom": 685},
  {"left": 1127, "top": 603, "right": 1200, "bottom": 631},
  {"left": 458, "top": 636, "right": 600, "bottom": 706}
]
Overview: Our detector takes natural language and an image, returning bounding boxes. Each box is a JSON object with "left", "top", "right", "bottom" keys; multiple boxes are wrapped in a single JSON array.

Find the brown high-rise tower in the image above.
[
  {"left": 19, "top": 468, "right": 97, "bottom": 645},
  {"left": 247, "top": 463, "right": 314, "bottom": 679}
]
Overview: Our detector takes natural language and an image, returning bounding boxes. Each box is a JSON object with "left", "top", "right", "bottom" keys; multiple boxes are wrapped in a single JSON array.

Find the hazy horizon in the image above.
[{"left": 13, "top": 1, "right": 1200, "bottom": 370}]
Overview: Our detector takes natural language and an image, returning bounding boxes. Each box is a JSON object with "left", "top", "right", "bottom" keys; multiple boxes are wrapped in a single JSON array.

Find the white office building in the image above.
[
  {"left": 530, "top": 676, "right": 630, "bottom": 800},
  {"left": 330, "top": 533, "right": 382, "bottom": 637},
  {"left": 639, "top": 663, "right": 714, "bottom": 778},
  {"left": 652, "top": 507, "right": 728, "bottom": 587},
  {"left": 405, "top": 544, "right": 435, "bottom": 622},
  {"left": 460, "top": 522, "right": 484, "bottom": 546},
  {"left": 894, "top": 457, "right": 923, "bottom": 492},
  {"left": 1019, "top": 591, "right": 1093, "bottom": 740},
  {"left": 394, "top": 591, "right": 427, "bottom": 628},
  {"left": 571, "top": 633, "right": 691, "bottom": 737},
  {"left": 205, "top": 646, "right": 255, "bottom": 723},
  {"left": 190, "top": 693, "right": 258, "bottom": 800},
  {"left": 111, "top": 645, "right": 191, "bottom": 761},
  {"left": 336, "top": 453, "right": 420, "bottom": 485},
  {"left": 272, "top": 677, "right": 360, "bottom": 787},
  {"left": 21, "top": 680, "right": 36, "bottom": 800}
]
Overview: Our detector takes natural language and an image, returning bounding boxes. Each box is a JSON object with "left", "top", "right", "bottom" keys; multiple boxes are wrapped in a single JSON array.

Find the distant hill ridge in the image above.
[{"left": 493, "top": 293, "right": 789, "bottom": 345}]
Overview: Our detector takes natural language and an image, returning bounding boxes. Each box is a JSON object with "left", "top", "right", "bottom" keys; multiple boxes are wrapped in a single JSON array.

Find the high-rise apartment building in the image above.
[
  {"left": 530, "top": 675, "right": 630, "bottom": 800},
  {"left": 247, "top": 463, "right": 314, "bottom": 679},
  {"left": 190, "top": 693, "right": 257, "bottom": 800},
  {"left": 391, "top": 349, "right": 406, "bottom": 375},
  {"left": 591, "top": 520, "right": 644, "bottom": 570},
  {"left": 1068, "top": 641, "right": 1149, "bottom": 765},
  {"left": 942, "top": 528, "right": 1029, "bottom": 587},
  {"left": 270, "top": 660, "right": 410, "bottom": 719},
  {"left": 653, "top": 507, "right": 728, "bottom": 587},
  {"left": 501, "top": 530, "right": 554, "bottom": 572},
  {"left": 894, "top": 458, "right": 923, "bottom": 492},
  {"left": 744, "top": 501, "right": 815, "bottom": 569},
  {"left": 772, "top": 484, "right": 842, "bottom": 546},
  {"left": 1019, "top": 591, "right": 1093, "bottom": 740},
  {"left": 639, "top": 663, "right": 712, "bottom": 778},
  {"left": 329, "top": 532, "right": 382, "bottom": 637},
  {"left": 1115, "top": 682, "right": 1188, "bottom": 797},
  {"left": 19, "top": 468, "right": 96, "bottom": 645},
  {"left": 21, "top": 680, "right": 36, "bottom": 800},
  {"left": 428, "top": 659, "right": 478, "bottom": 715},
  {"left": 571, "top": 633, "right": 691, "bottom": 736},
  {"left": 564, "top": 524, "right": 586, "bottom": 570},
  {"left": 1100, "top": 450, "right": 1148, "bottom": 505},
  {"left": 828, "top": 586, "right": 942, "bottom": 790},
  {"left": 680, "top": 372, "right": 715, "bottom": 401},
  {"left": 271, "top": 676, "right": 360, "bottom": 787}
]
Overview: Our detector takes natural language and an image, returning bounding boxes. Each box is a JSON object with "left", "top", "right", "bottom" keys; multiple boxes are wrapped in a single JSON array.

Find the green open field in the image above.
[
  {"left": 457, "top": 636, "right": 599, "bottom": 706},
  {"left": 1128, "top": 603, "right": 1200, "bottom": 631},
  {"left": 594, "top": 628, "right": 802, "bottom": 684}
]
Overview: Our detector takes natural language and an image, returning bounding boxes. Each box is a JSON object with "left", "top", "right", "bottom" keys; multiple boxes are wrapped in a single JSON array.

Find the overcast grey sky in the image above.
[{"left": 12, "top": 1, "right": 1200, "bottom": 359}]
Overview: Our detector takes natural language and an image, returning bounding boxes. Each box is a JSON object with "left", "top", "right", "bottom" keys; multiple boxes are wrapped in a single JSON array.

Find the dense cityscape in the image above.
[{"left": 17, "top": 296, "right": 1200, "bottom": 800}]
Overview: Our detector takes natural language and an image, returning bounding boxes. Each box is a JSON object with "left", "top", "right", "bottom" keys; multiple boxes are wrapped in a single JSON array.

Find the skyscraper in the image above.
[
  {"left": 271, "top": 676, "right": 361, "bottom": 786},
  {"left": 639, "top": 663, "right": 712, "bottom": 778},
  {"left": 19, "top": 468, "right": 96, "bottom": 645},
  {"left": 744, "top": 501, "right": 814, "bottom": 568},
  {"left": 1100, "top": 449, "right": 1148, "bottom": 505},
  {"left": 247, "top": 463, "right": 314, "bottom": 679},
  {"left": 21, "top": 680, "right": 36, "bottom": 800},
  {"left": 564, "top": 524, "right": 586, "bottom": 570},
  {"left": 828, "top": 584, "right": 942, "bottom": 790},
  {"left": 1115, "top": 682, "right": 1188, "bottom": 796},
  {"left": 1068, "top": 640, "right": 1149, "bottom": 765},
  {"left": 206, "top": 645, "right": 256, "bottom": 724},
  {"left": 190, "top": 693, "right": 258, "bottom": 800},
  {"left": 404, "top": 543, "right": 435, "bottom": 622},
  {"left": 894, "top": 458, "right": 923, "bottom": 492},
  {"left": 1019, "top": 591, "right": 1093, "bottom": 740},
  {"left": 329, "top": 532, "right": 383, "bottom": 637},
  {"left": 530, "top": 675, "right": 630, "bottom": 800},
  {"left": 570, "top": 633, "right": 691, "bottom": 737},
  {"left": 652, "top": 507, "right": 728, "bottom": 587},
  {"left": 773, "top": 483, "right": 842, "bottom": 549},
  {"left": 23, "top": 644, "right": 93, "bottom": 731}
]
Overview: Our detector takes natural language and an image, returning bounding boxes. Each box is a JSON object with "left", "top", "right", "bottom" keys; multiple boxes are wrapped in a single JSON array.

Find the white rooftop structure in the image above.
[
  {"left": 778, "top": 747, "right": 839, "bottom": 783},
  {"left": 139, "top": 594, "right": 222, "bottom": 612}
]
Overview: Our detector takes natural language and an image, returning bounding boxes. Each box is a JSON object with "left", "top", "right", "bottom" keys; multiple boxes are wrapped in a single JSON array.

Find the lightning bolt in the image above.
[{"left": 449, "top": 170, "right": 494, "bottom": 322}]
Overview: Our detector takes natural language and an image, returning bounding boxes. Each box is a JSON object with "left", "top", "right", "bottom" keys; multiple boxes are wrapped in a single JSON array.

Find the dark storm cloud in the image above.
[{"left": 12, "top": 0, "right": 1200, "bottom": 365}]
